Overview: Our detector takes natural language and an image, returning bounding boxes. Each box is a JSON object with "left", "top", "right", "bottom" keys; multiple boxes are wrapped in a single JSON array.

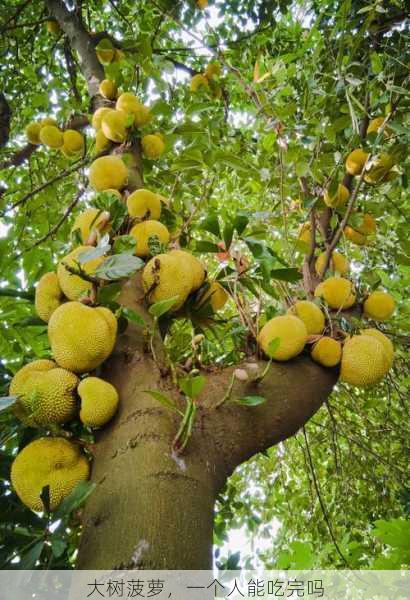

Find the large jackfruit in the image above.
[
  {"left": 11, "top": 437, "right": 90, "bottom": 512},
  {"left": 78, "top": 377, "right": 119, "bottom": 428},
  {"left": 169, "top": 249, "right": 206, "bottom": 291},
  {"left": 127, "top": 189, "right": 162, "bottom": 220},
  {"left": 92, "top": 107, "right": 113, "bottom": 130},
  {"left": 130, "top": 220, "right": 170, "bottom": 257},
  {"left": 35, "top": 272, "right": 64, "bottom": 322},
  {"left": 48, "top": 302, "right": 117, "bottom": 373},
  {"left": 99, "top": 79, "right": 117, "bottom": 100},
  {"left": 323, "top": 184, "right": 349, "bottom": 208},
  {"left": 62, "top": 130, "right": 84, "bottom": 157},
  {"left": 363, "top": 291, "right": 395, "bottom": 321},
  {"left": 314, "top": 277, "right": 356, "bottom": 310},
  {"left": 89, "top": 155, "right": 128, "bottom": 191},
  {"left": 345, "top": 149, "right": 369, "bottom": 175},
  {"left": 9, "top": 360, "right": 79, "bottom": 426},
  {"left": 258, "top": 315, "right": 308, "bottom": 361},
  {"left": 57, "top": 246, "right": 105, "bottom": 301},
  {"left": 101, "top": 109, "right": 129, "bottom": 143},
  {"left": 116, "top": 92, "right": 141, "bottom": 118},
  {"left": 287, "top": 300, "right": 325, "bottom": 335},
  {"left": 39, "top": 125, "right": 64, "bottom": 148},
  {"left": 141, "top": 134, "right": 165, "bottom": 159},
  {"left": 340, "top": 334, "right": 391, "bottom": 387},
  {"left": 142, "top": 253, "right": 194, "bottom": 312},
  {"left": 25, "top": 122, "right": 42, "bottom": 145},
  {"left": 361, "top": 328, "right": 394, "bottom": 368},
  {"left": 71, "top": 208, "right": 111, "bottom": 244}
]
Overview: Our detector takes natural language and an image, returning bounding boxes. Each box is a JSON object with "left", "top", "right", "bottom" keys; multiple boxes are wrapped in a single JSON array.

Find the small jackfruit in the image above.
[
  {"left": 315, "top": 251, "right": 349, "bottom": 276},
  {"left": 95, "top": 129, "right": 111, "bottom": 153},
  {"left": 130, "top": 220, "right": 170, "bottom": 257},
  {"left": 78, "top": 377, "right": 119, "bottom": 428},
  {"left": 132, "top": 104, "right": 152, "bottom": 128},
  {"left": 96, "top": 38, "right": 115, "bottom": 65},
  {"left": 315, "top": 277, "right": 356, "bottom": 310},
  {"left": 344, "top": 226, "right": 367, "bottom": 246},
  {"left": 57, "top": 245, "right": 105, "bottom": 301},
  {"left": 190, "top": 74, "right": 209, "bottom": 92},
  {"left": 345, "top": 149, "right": 369, "bottom": 176},
  {"left": 92, "top": 107, "right": 113, "bottom": 130},
  {"left": 62, "top": 130, "right": 84, "bottom": 157},
  {"left": 11, "top": 437, "right": 89, "bottom": 512},
  {"left": 169, "top": 250, "right": 206, "bottom": 292},
  {"left": 101, "top": 109, "right": 129, "bottom": 143},
  {"left": 197, "top": 280, "right": 229, "bottom": 312},
  {"left": 41, "top": 117, "right": 58, "bottom": 128},
  {"left": 35, "top": 272, "right": 64, "bottom": 322},
  {"left": 48, "top": 301, "right": 117, "bottom": 373},
  {"left": 115, "top": 92, "right": 141, "bottom": 119},
  {"left": 141, "top": 133, "right": 165, "bottom": 159},
  {"left": 39, "top": 125, "right": 64, "bottom": 148},
  {"left": 367, "top": 117, "right": 389, "bottom": 137},
  {"left": 197, "top": 0, "right": 208, "bottom": 8},
  {"left": 340, "top": 334, "right": 391, "bottom": 387},
  {"left": 89, "top": 155, "right": 128, "bottom": 191},
  {"left": 25, "top": 122, "right": 42, "bottom": 145},
  {"left": 142, "top": 254, "right": 194, "bottom": 312},
  {"left": 258, "top": 315, "right": 308, "bottom": 361},
  {"left": 71, "top": 208, "right": 111, "bottom": 243},
  {"left": 127, "top": 189, "right": 162, "bottom": 220},
  {"left": 297, "top": 222, "right": 313, "bottom": 251},
  {"left": 355, "top": 213, "right": 376, "bottom": 236},
  {"left": 288, "top": 300, "right": 325, "bottom": 335},
  {"left": 311, "top": 337, "right": 342, "bottom": 367},
  {"left": 99, "top": 79, "right": 118, "bottom": 100},
  {"left": 363, "top": 291, "right": 395, "bottom": 321},
  {"left": 323, "top": 184, "right": 349, "bottom": 208},
  {"left": 205, "top": 62, "right": 221, "bottom": 79},
  {"left": 46, "top": 20, "right": 60, "bottom": 34},
  {"left": 10, "top": 360, "right": 79, "bottom": 426},
  {"left": 364, "top": 153, "right": 395, "bottom": 185}
]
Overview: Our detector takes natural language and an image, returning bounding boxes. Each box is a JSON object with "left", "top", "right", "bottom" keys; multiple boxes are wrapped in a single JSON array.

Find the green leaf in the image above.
[
  {"left": 120, "top": 307, "right": 145, "bottom": 327},
  {"left": 179, "top": 375, "right": 206, "bottom": 399},
  {"left": 234, "top": 213, "right": 249, "bottom": 236},
  {"left": 77, "top": 245, "right": 110, "bottom": 263},
  {"left": 236, "top": 395, "right": 267, "bottom": 407},
  {"left": 94, "top": 254, "right": 144, "bottom": 280},
  {"left": 19, "top": 541, "right": 44, "bottom": 569},
  {"left": 223, "top": 223, "right": 234, "bottom": 249},
  {"left": 373, "top": 519, "right": 410, "bottom": 550},
  {"left": 97, "top": 282, "right": 122, "bottom": 304},
  {"left": 148, "top": 296, "right": 180, "bottom": 317},
  {"left": 112, "top": 235, "right": 137, "bottom": 255},
  {"left": 271, "top": 268, "right": 302, "bottom": 282},
  {"left": 143, "top": 390, "right": 182, "bottom": 415},
  {"left": 199, "top": 214, "right": 221, "bottom": 238},
  {"left": 54, "top": 481, "right": 96, "bottom": 520},
  {"left": 51, "top": 538, "right": 67, "bottom": 558},
  {"left": 195, "top": 241, "right": 221, "bottom": 253},
  {"left": 0, "top": 396, "right": 17, "bottom": 412},
  {"left": 267, "top": 337, "right": 280, "bottom": 357}
]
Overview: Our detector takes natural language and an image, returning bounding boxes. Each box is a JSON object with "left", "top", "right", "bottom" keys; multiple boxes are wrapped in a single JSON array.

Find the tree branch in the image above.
[
  {"left": 0, "top": 287, "right": 34, "bottom": 300},
  {"left": 0, "top": 94, "right": 11, "bottom": 149}
]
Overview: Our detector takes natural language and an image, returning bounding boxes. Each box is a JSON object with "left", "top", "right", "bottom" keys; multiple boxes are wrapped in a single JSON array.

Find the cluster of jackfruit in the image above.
[
  {"left": 25, "top": 117, "right": 85, "bottom": 159},
  {"left": 190, "top": 61, "right": 222, "bottom": 98}
]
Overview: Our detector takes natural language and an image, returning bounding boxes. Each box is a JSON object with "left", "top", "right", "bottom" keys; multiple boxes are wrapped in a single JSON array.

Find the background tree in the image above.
[{"left": 0, "top": 0, "right": 408, "bottom": 571}]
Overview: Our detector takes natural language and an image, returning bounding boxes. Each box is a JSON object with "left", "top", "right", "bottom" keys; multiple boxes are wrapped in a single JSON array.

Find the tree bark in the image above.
[{"left": 76, "top": 278, "right": 337, "bottom": 569}]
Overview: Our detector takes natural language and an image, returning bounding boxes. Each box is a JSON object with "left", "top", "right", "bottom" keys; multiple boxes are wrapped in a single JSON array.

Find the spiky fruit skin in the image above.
[
  {"left": 89, "top": 155, "right": 128, "bottom": 191},
  {"left": 363, "top": 291, "right": 395, "bottom": 321},
  {"left": 92, "top": 107, "right": 113, "bottom": 130},
  {"left": 344, "top": 226, "right": 367, "bottom": 246},
  {"left": 62, "top": 130, "right": 84, "bottom": 156},
  {"left": 101, "top": 109, "right": 128, "bottom": 143},
  {"left": 345, "top": 149, "right": 369, "bottom": 175},
  {"left": 340, "top": 334, "right": 391, "bottom": 387},
  {"left": 25, "top": 122, "right": 42, "bottom": 145},
  {"left": 315, "top": 251, "right": 349, "bottom": 276},
  {"left": 115, "top": 92, "right": 141, "bottom": 120},
  {"left": 361, "top": 328, "right": 394, "bottom": 368},
  {"left": 39, "top": 125, "right": 64, "bottom": 148},
  {"left": 141, "top": 134, "right": 165, "bottom": 159},
  {"left": 169, "top": 250, "right": 206, "bottom": 291},
  {"left": 311, "top": 337, "right": 342, "bottom": 367},
  {"left": 95, "top": 129, "right": 111, "bottom": 153},
  {"left": 78, "top": 377, "right": 119, "bottom": 428},
  {"left": 190, "top": 73, "right": 209, "bottom": 92},
  {"left": 71, "top": 208, "right": 111, "bottom": 243},
  {"left": 57, "top": 246, "right": 105, "bottom": 301},
  {"left": 198, "top": 281, "right": 229, "bottom": 311},
  {"left": 127, "top": 189, "right": 162, "bottom": 220},
  {"left": 10, "top": 360, "right": 79, "bottom": 426},
  {"left": 11, "top": 438, "right": 89, "bottom": 512},
  {"left": 205, "top": 62, "right": 221, "bottom": 79},
  {"left": 258, "top": 315, "right": 308, "bottom": 361},
  {"left": 35, "top": 272, "right": 64, "bottom": 322},
  {"left": 323, "top": 184, "right": 350, "bottom": 208},
  {"left": 142, "top": 254, "right": 194, "bottom": 312},
  {"left": 48, "top": 302, "right": 117, "bottom": 373},
  {"left": 355, "top": 213, "right": 376, "bottom": 236},
  {"left": 315, "top": 277, "right": 356, "bottom": 310},
  {"left": 130, "top": 220, "right": 170, "bottom": 257},
  {"left": 288, "top": 300, "right": 325, "bottom": 335},
  {"left": 99, "top": 79, "right": 117, "bottom": 100},
  {"left": 367, "top": 117, "right": 389, "bottom": 137}
]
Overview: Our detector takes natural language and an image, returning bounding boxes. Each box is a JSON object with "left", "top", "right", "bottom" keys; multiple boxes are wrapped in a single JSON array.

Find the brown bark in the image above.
[{"left": 76, "top": 277, "right": 336, "bottom": 570}]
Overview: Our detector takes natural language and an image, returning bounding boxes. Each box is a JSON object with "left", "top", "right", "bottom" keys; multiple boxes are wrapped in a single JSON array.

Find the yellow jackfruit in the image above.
[
  {"left": 315, "top": 251, "right": 349, "bottom": 276},
  {"left": 323, "top": 184, "right": 349, "bottom": 208},
  {"left": 62, "top": 130, "right": 84, "bottom": 157},
  {"left": 113, "top": 49, "right": 125, "bottom": 62},
  {"left": 142, "top": 254, "right": 194, "bottom": 312},
  {"left": 89, "top": 155, "right": 128, "bottom": 191},
  {"left": 39, "top": 125, "right": 64, "bottom": 148},
  {"left": 57, "top": 245, "right": 105, "bottom": 301},
  {"left": 190, "top": 74, "right": 210, "bottom": 92},
  {"left": 130, "top": 220, "right": 170, "bottom": 257},
  {"left": 169, "top": 250, "right": 206, "bottom": 292},
  {"left": 311, "top": 337, "right": 342, "bottom": 367},
  {"left": 95, "top": 129, "right": 111, "bottom": 153},
  {"left": 115, "top": 92, "right": 141, "bottom": 119},
  {"left": 78, "top": 377, "right": 119, "bottom": 428},
  {"left": 35, "top": 272, "right": 64, "bottom": 322},
  {"left": 297, "top": 222, "right": 313, "bottom": 251},
  {"left": 363, "top": 291, "right": 395, "bottom": 321},
  {"left": 48, "top": 301, "right": 117, "bottom": 373},
  {"left": 41, "top": 117, "right": 58, "bottom": 128},
  {"left": 92, "top": 107, "right": 113, "bottom": 130},
  {"left": 132, "top": 104, "right": 152, "bottom": 128},
  {"left": 127, "top": 189, "right": 162, "bottom": 220},
  {"left": 11, "top": 437, "right": 89, "bottom": 512},
  {"left": 71, "top": 208, "right": 111, "bottom": 243},
  {"left": 10, "top": 360, "right": 79, "bottom": 426},
  {"left": 96, "top": 38, "right": 115, "bottom": 65},
  {"left": 364, "top": 153, "right": 395, "bottom": 185},
  {"left": 197, "top": 0, "right": 208, "bottom": 8},
  {"left": 205, "top": 62, "right": 221, "bottom": 79},
  {"left": 367, "top": 116, "right": 389, "bottom": 137},
  {"left": 314, "top": 277, "right": 356, "bottom": 310},
  {"left": 344, "top": 226, "right": 367, "bottom": 246},
  {"left": 101, "top": 109, "right": 128, "bottom": 143},
  {"left": 361, "top": 328, "right": 394, "bottom": 368},
  {"left": 25, "top": 122, "right": 42, "bottom": 145},
  {"left": 99, "top": 79, "right": 117, "bottom": 100},
  {"left": 258, "top": 315, "right": 308, "bottom": 361},
  {"left": 197, "top": 280, "right": 229, "bottom": 312},
  {"left": 46, "top": 20, "right": 60, "bottom": 34},
  {"left": 345, "top": 149, "right": 369, "bottom": 176},
  {"left": 141, "top": 134, "right": 165, "bottom": 159},
  {"left": 287, "top": 300, "right": 325, "bottom": 335},
  {"left": 340, "top": 334, "right": 391, "bottom": 387},
  {"left": 355, "top": 213, "right": 376, "bottom": 236}
]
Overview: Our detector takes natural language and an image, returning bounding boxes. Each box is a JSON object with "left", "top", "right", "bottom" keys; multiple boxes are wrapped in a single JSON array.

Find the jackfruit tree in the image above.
[{"left": 0, "top": 0, "right": 409, "bottom": 572}]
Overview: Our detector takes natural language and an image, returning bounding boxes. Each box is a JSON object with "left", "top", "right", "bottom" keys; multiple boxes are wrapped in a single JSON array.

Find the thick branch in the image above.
[
  {"left": 0, "top": 94, "right": 11, "bottom": 149},
  {"left": 0, "top": 287, "right": 34, "bottom": 300}
]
